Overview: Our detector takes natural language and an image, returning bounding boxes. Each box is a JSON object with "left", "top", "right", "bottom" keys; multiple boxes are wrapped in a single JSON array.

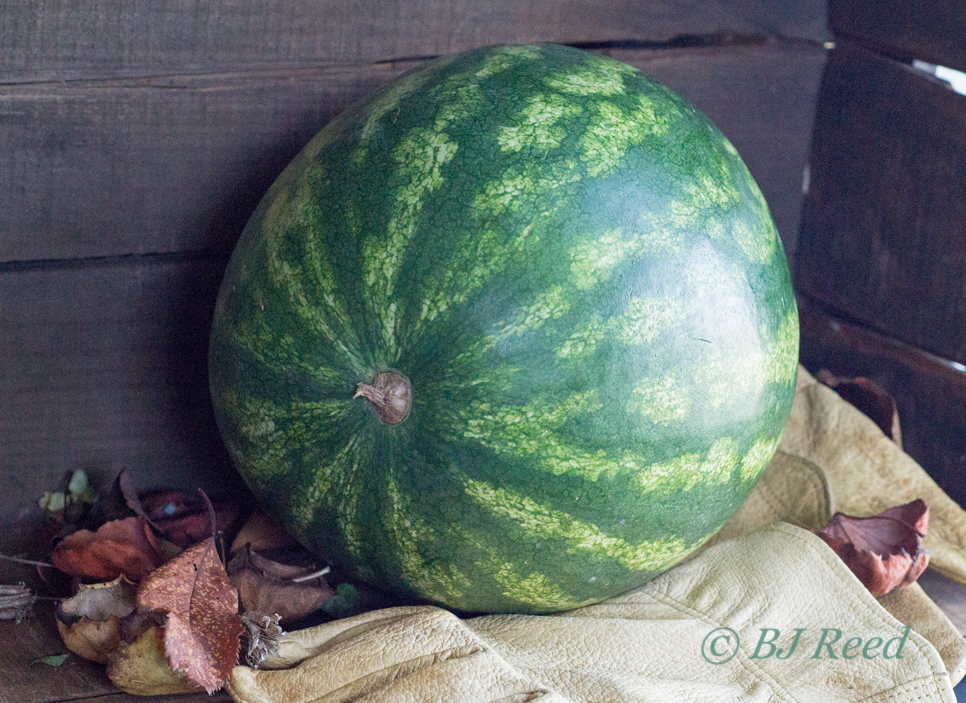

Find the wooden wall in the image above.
[
  {"left": 797, "top": 0, "right": 966, "bottom": 507},
  {"left": 0, "top": 1, "right": 829, "bottom": 581}
]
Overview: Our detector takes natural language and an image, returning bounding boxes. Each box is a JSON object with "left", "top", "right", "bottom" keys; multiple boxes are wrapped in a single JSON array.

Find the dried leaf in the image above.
[
  {"left": 140, "top": 489, "right": 241, "bottom": 549},
  {"left": 56, "top": 576, "right": 137, "bottom": 663},
  {"left": 81, "top": 469, "right": 152, "bottom": 531},
  {"left": 227, "top": 546, "right": 333, "bottom": 624},
  {"left": 38, "top": 470, "right": 95, "bottom": 525},
  {"left": 137, "top": 538, "right": 243, "bottom": 693},
  {"left": 817, "top": 370, "right": 902, "bottom": 448},
  {"left": 230, "top": 510, "right": 299, "bottom": 554},
  {"left": 50, "top": 517, "right": 166, "bottom": 582},
  {"left": 815, "top": 499, "right": 930, "bottom": 596},
  {"left": 106, "top": 625, "right": 204, "bottom": 696}
]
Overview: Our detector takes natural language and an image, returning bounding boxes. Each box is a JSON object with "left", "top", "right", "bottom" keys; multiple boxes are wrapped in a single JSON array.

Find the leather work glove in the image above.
[
  {"left": 227, "top": 524, "right": 957, "bottom": 702},
  {"left": 225, "top": 365, "right": 966, "bottom": 702}
]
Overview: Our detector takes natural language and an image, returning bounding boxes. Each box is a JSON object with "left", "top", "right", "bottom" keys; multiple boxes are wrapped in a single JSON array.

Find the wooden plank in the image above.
[
  {"left": 796, "top": 42, "right": 966, "bottom": 365},
  {"left": 830, "top": 0, "right": 966, "bottom": 75},
  {"left": 0, "top": 43, "right": 826, "bottom": 265},
  {"left": 798, "top": 300, "right": 966, "bottom": 509},
  {"left": 0, "top": 63, "right": 405, "bottom": 262},
  {"left": 0, "top": 257, "right": 237, "bottom": 582},
  {"left": 1, "top": 0, "right": 830, "bottom": 84}
]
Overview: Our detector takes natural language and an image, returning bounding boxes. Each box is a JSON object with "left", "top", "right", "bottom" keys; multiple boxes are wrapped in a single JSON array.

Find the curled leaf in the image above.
[
  {"left": 137, "top": 537, "right": 244, "bottom": 693},
  {"left": 38, "top": 470, "right": 95, "bottom": 525},
  {"left": 230, "top": 511, "right": 299, "bottom": 554},
  {"left": 50, "top": 516, "right": 167, "bottom": 583},
  {"left": 817, "top": 370, "right": 902, "bottom": 448},
  {"left": 227, "top": 546, "right": 333, "bottom": 625},
  {"left": 106, "top": 625, "right": 204, "bottom": 696},
  {"left": 140, "top": 489, "right": 241, "bottom": 549},
  {"left": 815, "top": 499, "right": 929, "bottom": 596},
  {"left": 56, "top": 576, "right": 137, "bottom": 663}
]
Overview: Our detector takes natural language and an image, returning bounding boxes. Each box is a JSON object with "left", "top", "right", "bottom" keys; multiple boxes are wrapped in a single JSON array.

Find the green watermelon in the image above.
[{"left": 209, "top": 43, "right": 799, "bottom": 615}]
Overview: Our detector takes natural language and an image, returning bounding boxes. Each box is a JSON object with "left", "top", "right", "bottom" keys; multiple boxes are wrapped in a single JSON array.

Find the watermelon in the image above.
[{"left": 209, "top": 43, "right": 799, "bottom": 615}]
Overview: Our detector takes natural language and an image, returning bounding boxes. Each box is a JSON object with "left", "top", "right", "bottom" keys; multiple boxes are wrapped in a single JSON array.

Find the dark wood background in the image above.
[
  {"left": 8, "top": 0, "right": 966, "bottom": 699},
  {"left": 798, "top": 0, "right": 966, "bottom": 511},
  {"left": 0, "top": 1, "right": 828, "bottom": 588}
]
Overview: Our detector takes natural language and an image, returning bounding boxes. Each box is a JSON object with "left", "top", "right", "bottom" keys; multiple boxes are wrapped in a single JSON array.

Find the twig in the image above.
[{"left": 0, "top": 553, "right": 54, "bottom": 568}]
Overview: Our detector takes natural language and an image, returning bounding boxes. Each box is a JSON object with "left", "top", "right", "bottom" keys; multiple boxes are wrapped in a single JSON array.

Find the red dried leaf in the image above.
[
  {"left": 51, "top": 517, "right": 165, "bottom": 582},
  {"left": 136, "top": 537, "right": 243, "bottom": 693},
  {"left": 227, "top": 546, "right": 333, "bottom": 624},
  {"left": 815, "top": 499, "right": 930, "bottom": 596}
]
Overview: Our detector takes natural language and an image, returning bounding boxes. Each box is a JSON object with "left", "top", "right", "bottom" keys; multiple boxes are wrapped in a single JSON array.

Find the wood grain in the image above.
[
  {"left": 830, "top": 0, "right": 966, "bottom": 74},
  {"left": 0, "top": 43, "right": 826, "bottom": 265},
  {"left": 0, "top": 256, "right": 238, "bottom": 584},
  {"left": 1, "top": 0, "right": 830, "bottom": 84},
  {"left": 798, "top": 300, "right": 966, "bottom": 509},
  {"left": 796, "top": 42, "right": 966, "bottom": 364}
]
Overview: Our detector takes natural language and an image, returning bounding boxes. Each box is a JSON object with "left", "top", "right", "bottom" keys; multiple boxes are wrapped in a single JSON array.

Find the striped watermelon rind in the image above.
[{"left": 209, "top": 43, "right": 799, "bottom": 614}]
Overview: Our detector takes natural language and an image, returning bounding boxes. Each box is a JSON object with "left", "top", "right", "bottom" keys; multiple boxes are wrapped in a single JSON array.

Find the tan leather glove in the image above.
[
  {"left": 227, "top": 524, "right": 957, "bottom": 702},
  {"left": 226, "top": 606, "right": 568, "bottom": 702}
]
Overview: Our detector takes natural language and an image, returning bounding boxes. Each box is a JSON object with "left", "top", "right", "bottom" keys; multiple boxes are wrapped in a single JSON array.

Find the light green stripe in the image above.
[
  {"left": 632, "top": 370, "right": 692, "bottom": 426},
  {"left": 634, "top": 437, "right": 740, "bottom": 493},
  {"left": 382, "top": 474, "right": 471, "bottom": 604},
  {"left": 498, "top": 93, "right": 582, "bottom": 154},
  {"left": 263, "top": 176, "right": 364, "bottom": 373},
  {"left": 362, "top": 127, "right": 457, "bottom": 357},
  {"left": 463, "top": 479, "right": 688, "bottom": 572}
]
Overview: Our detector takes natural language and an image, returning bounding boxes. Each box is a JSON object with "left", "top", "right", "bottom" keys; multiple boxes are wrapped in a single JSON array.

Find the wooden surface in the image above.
[
  {"left": 798, "top": 300, "right": 966, "bottom": 508},
  {"left": 830, "top": 0, "right": 966, "bottom": 74},
  {"left": 1, "top": 0, "right": 830, "bottom": 84},
  {"left": 796, "top": 41, "right": 966, "bottom": 365}
]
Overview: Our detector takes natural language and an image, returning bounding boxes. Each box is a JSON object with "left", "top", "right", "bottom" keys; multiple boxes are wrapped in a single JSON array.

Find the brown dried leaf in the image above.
[
  {"left": 230, "top": 510, "right": 299, "bottom": 554},
  {"left": 106, "top": 624, "right": 204, "bottom": 696},
  {"left": 816, "top": 370, "right": 902, "bottom": 448},
  {"left": 80, "top": 469, "right": 152, "bottom": 530},
  {"left": 227, "top": 546, "right": 333, "bottom": 624},
  {"left": 137, "top": 537, "right": 243, "bottom": 693},
  {"left": 140, "top": 489, "right": 240, "bottom": 549},
  {"left": 56, "top": 575, "right": 137, "bottom": 663},
  {"left": 815, "top": 499, "right": 930, "bottom": 596},
  {"left": 50, "top": 517, "right": 166, "bottom": 582}
]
